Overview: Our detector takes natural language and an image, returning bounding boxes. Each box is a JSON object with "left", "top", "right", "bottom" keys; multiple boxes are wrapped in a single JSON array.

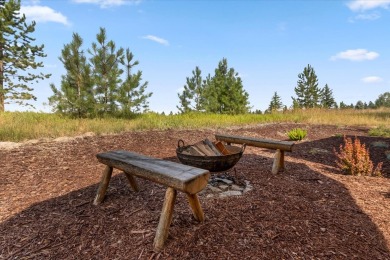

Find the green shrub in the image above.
[
  {"left": 369, "top": 126, "right": 390, "bottom": 137},
  {"left": 287, "top": 128, "right": 307, "bottom": 141},
  {"left": 334, "top": 136, "right": 382, "bottom": 177}
]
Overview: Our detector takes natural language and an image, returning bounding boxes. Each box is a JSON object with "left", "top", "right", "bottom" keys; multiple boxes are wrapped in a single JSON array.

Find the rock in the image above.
[
  {"left": 219, "top": 190, "right": 242, "bottom": 198},
  {"left": 243, "top": 185, "right": 253, "bottom": 193},
  {"left": 215, "top": 177, "right": 233, "bottom": 185},
  {"left": 231, "top": 184, "right": 244, "bottom": 191},
  {"left": 219, "top": 185, "right": 229, "bottom": 191},
  {"left": 0, "top": 142, "right": 21, "bottom": 150},
  {"left": 320, "top": 228, "right": 326, "bottom": 232},
  {"left": 371, "top": 142, "right": 389, "bottom": 148},
  {"left": 208, "top": 186, "right": 222, "bottom": 193},
  {"left": 385, "top": 151, "right": 390, "bottom": 160}
]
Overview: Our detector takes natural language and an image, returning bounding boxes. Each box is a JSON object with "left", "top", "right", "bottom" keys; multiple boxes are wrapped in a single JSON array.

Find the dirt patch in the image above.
[{"left": 0, "top": 123, "right": 389, "bottom": 259}]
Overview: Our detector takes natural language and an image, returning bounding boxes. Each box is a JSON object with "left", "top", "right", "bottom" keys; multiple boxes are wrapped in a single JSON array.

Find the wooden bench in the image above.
[
  {"left": 93, "top": 150, "right": 210, "bottom": 251},
  {"left": 215, "top": 134, "right": 294, "bottom": 174}
]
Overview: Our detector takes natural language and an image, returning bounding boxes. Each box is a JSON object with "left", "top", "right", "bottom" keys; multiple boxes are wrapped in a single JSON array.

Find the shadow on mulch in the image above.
[{"left": 1, "top": 153, "right": 389, "bottom": 259}]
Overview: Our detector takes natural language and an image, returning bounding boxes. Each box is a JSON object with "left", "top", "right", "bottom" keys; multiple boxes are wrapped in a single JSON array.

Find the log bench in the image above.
[
  {"left": 215, "top": 134, "right": 294, "bottom": 174},
  {"left": 93, "top": 150, "right": 210, "bottom": 251}
]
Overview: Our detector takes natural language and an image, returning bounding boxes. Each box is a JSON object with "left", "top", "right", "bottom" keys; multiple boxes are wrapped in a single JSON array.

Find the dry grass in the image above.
[{"left": 0, "top": 108, "right": 389, "bottom": 142}]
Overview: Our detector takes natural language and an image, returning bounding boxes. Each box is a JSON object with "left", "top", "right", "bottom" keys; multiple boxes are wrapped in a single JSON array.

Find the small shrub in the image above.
[
  {"left": 287, "top": 128, "right": 307, "bottom": 141},
  {"left": 369, "top": 126, "right": 390, "bottom": 137},
  {"left": 334, "top": 135, "right": 382, "bottom": 177}
]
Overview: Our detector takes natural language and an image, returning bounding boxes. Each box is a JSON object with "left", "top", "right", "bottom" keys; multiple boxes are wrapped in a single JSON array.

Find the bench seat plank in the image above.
[
  {"left": 97, "top": 150, "right": 210, "bottom": 194},
  {"left": 215, "top": 134, "right": 294, "bottom": 151}
]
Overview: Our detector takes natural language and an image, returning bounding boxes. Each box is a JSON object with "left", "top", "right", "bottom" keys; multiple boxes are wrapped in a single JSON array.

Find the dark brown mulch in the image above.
[{"left": 0, "top": 123, "right": 389, "bottom": 259}]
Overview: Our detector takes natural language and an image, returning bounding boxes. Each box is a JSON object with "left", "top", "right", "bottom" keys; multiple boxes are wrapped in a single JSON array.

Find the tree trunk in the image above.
[{"left": 0, "top": 48, "right": 4, "bottom": 112}]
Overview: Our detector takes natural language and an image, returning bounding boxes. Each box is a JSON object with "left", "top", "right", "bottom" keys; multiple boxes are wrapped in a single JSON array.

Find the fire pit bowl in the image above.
[{"left": 176, "top": 139, "right": 245, "bottom": 172}]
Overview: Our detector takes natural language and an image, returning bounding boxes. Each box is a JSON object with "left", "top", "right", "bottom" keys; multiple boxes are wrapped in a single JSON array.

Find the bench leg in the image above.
[
  {"left": 153, "top": 187, "right": 177, "bottom": 251},
  {"left": 186, "top": 193, "right": 205, "bottom": 222},
  {"left": 272, "top": 149, "right": 285, "bottom": 174},
  {"left": 124, "top": 171, "right": 139, "bottom": 192},
  {"left": 93, "top": 166, "right": 113, "bottom": 205}
]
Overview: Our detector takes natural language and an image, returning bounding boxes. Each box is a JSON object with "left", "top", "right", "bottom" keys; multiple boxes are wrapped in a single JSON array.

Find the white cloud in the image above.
[
  {"left": 72, "top": 0, "right": 141, "bottom": 8},
  {"left": 347, "top": 0, "right": 390, "bottom": 11},
  {"left": 20, "top": 5, "right": 69, "bottom": 25},
  {"left": 362, "top": 76, "right": 383, "bottom": 83},
  {"left": 142, "top": 35, "right": 169, "bottom": 46},
  {"left": 330, "top": 49, "right": 379, "bottom": 61},
  {"left": 348, "top": 12, "right": 381, "bottom": 22}
]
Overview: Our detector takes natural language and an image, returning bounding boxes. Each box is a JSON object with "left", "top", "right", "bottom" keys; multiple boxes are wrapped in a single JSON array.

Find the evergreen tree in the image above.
[
  {"left": 202, "top": 58, "right": 250, "bottom": 114},
  {"left": 0, "top": 0, "right": 50, "bottom": 111},
  {"left": 375, "top": 92, "right": 390, "bottom": 108},
  {"left": 292, "top": 64, "right": 322, "bottom": 108},
  {"left": 118, "top": 48, "right": 152, "bottom": 114},
  {"left": 321, "top": 84, "right": 336, "bottom": 108},
  {"left": 368, "top": 101, "right": 376, "bottom": 109},
  {"left": 48, "top": 33, "right": 94, "bottom": 117},
  {"left": 89, "top": 27, "right": 124, "bottom": 114},
  {"left": 339, "top": 101, "right": 348, "bottom": 109},
  {"left": 267, "top": 91, "right": 283, "bottom": 112},
  {"left": 355, "top": 100, "right": 364, "bottom": 109},
  {"left": 177, "top": 66, "right": 204, "bottom": 113}
]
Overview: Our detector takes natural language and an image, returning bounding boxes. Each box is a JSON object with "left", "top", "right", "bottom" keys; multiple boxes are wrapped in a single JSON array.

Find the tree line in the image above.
[{"left": 1, "top": 0, "right": 389, "bottom": 116}]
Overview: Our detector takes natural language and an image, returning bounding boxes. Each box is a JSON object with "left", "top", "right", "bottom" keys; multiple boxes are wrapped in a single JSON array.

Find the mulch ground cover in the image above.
[{"left": 1, "top": 123, "right": 389, "bottom": 259}]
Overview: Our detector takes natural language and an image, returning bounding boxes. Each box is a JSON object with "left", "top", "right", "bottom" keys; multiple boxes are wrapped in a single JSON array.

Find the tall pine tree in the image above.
[
  {"left": 267, "top": 91, "right": 283, "bottom": 112},
  {"left": 321, "top": 84, "right": 336, "bottom": 108},
  {"left": 202, "top": 58, "right": 250, "bottom": 114},
  {"left": 48, "top": 33, "right": 94, "bottom": 117},
  {"left": 292, "top": 64, "right": 322, "bottom": 108},
  {"left": 118, "top": 48, "right": 152, "bottom": 114},
  {"left": 89, "top": 27, "right": 124, "bottom": 114},
  {"left": 0, "top": 0, "right": 50, "bottom": 111},
  {"left": 177, "top": 66, "right": 204, "bottom": 113}
]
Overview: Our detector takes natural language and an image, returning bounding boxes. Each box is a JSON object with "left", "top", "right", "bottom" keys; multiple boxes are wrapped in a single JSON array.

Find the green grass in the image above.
[
  {"left": 1, "top": 108, "right": 389, "bottom": 142},
  {"left": 369, "top": 126, "right": 390, "bottom": 137}
]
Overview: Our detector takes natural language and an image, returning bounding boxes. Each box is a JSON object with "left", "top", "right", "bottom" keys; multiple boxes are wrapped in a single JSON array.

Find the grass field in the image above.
[{"left": 0, "top": 108, "right": 389, "bottom": 142}]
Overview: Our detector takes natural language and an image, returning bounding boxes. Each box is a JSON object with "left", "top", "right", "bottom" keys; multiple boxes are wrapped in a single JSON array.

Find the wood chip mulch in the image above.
[{"left": 1, "top": 123, "right": 389, "bottom": 259}]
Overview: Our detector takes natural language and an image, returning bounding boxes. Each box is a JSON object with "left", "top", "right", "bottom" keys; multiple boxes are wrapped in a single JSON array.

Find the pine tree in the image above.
[
  {"left": 118, "top": 48, "right": 152, "bottom": 115},
  {"left": 355, "top": 100, "right": 364, "bottom": 109},
  {"left": 48, "top": 33, "right": 94, "bottom": 117},
  {"left": 177, "top": 66, "right": 204, "bottom": 113},
  {"left": 267, "top": 91, "right": 283, "bottom": 112},
  {"left": 292, "top": 64, "right": 322, "bottom": 108},
  {"left": 89, "top": 27, "right": 124, "bottom": 114},
  {"left": 321, "top": 84, "right": 336, "bottom": 108},
  {"left": 375, "top": 92, "right": 390, "bottom": 108},
  {"left": 368, "top": 101, "right": 376, "bottom": 109},
  {"left": 202, "top": 58, "right": 250, "bottom": 114},
  {"left": 0, "top": 0, "right": 50, "bottom": 111}
]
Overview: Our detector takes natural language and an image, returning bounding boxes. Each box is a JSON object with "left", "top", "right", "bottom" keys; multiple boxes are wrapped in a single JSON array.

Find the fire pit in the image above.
[{"left": 176, "top": 139, "right": 245, "bottom": 172}]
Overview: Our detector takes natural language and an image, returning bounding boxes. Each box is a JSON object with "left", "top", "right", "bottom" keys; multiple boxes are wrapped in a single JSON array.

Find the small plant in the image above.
[
  {"left": 334, "top": 135, "right": 382, "bottom": 177},
  {"left": 287, "top": 128, "right": 307, "bottom": 141},
  {"left": 369, "top": 126, "right": 390, "bottom": 137}
]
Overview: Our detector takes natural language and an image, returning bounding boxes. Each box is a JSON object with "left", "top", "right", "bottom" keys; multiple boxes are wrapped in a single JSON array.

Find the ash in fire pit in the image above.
[{"left": 199, "top": 173, "right": 253, "bottom": 198}]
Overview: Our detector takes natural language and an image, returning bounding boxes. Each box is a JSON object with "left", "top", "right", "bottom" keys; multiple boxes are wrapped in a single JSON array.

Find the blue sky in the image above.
[{"left": 9, "top": 0, "right": 390, "bottom": 113}]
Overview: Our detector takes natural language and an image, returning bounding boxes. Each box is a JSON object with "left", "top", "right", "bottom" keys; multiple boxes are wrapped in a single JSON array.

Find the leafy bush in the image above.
[
  {"left": 334, "top": 136, "right": 382, "bottom": 177},
  {"left": 287, "top": 128, "right": 307, "bottom": 141}
]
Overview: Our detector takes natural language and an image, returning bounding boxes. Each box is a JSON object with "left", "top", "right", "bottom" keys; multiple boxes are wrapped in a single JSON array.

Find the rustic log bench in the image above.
[
  {"left": 93, "top": 150, "right": 210, "bottom": 251},
  {"left": 215, "top": 134, "right": 294, "bottom": 174}
]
